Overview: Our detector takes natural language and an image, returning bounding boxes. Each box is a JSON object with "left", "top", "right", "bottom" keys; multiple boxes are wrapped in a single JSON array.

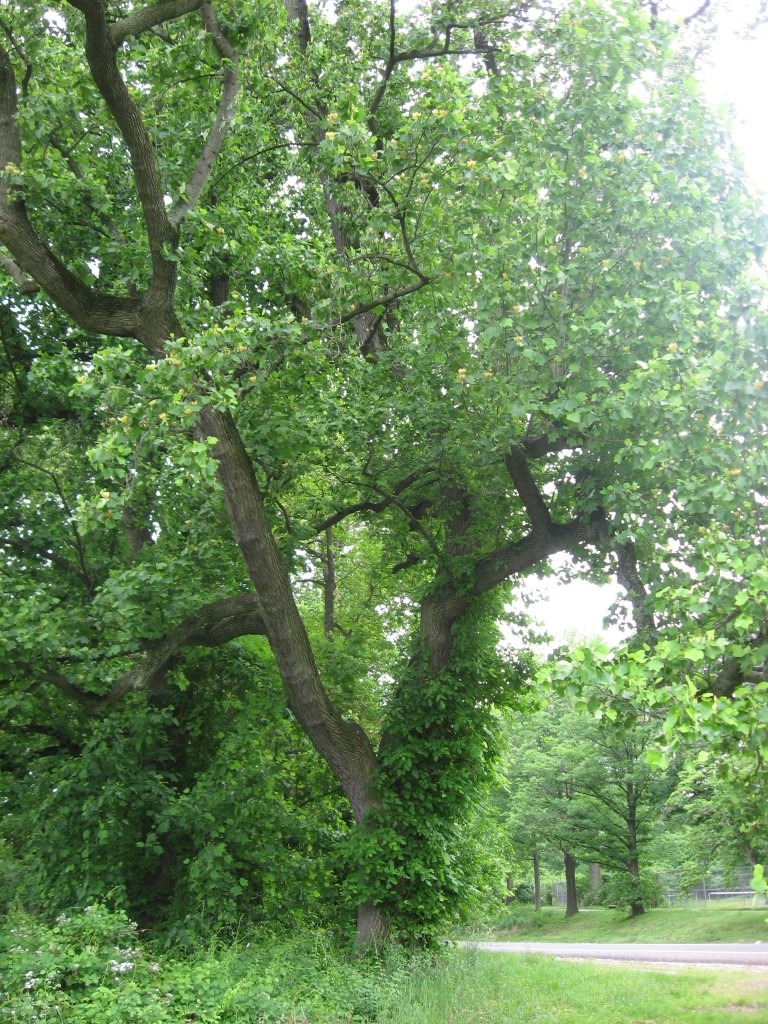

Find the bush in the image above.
[
  {"left": 511, "top": 881, "right": 535, "bottom": 905},
  {"left": 490, "top": 905, "right": 551, "bottom": 934},
  {"left": 0, "top": 903, "right": 175, "bottom": 1023},
  {"left": 599, "top": 872, "right": 662, "bottom": 912}
]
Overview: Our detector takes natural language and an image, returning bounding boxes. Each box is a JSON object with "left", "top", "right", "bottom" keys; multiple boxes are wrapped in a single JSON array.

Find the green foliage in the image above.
[
  {"left": 599, "top": 872, "right": 663, "bottom": 912},
  {"left": 0, "top": 904, "right": 171, "bottom": 1024},
  {"left": 7, "top": 706, "right": 178, "bottom": 918},
  {"left": 349, "top": 597, "right": 528, "bottom": 943},
  {"left": 0, "top": 904, "right": 417, "bottom": 1024},
  {"left": 1, "top": 0, "right": 766, "bottom": 946},
  {"left": 2, "top": 644, "right": 351, "bottom": 936}
]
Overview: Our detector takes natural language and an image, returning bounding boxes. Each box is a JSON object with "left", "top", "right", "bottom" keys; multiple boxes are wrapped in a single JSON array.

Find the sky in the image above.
[
  {"left": 526, "top": 2, "right": 768, "bottom": 646},
  {"left": 700, "top": 13, "right": 768, "bottom": 195}
]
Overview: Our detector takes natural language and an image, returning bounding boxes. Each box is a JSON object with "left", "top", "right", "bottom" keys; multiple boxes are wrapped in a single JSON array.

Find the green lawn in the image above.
[
  {"left": 384, "top": 948, "right": 768, "bottom": 1024},
  {"left": 473, "top": 905, "right": 768, "bottom": 943}
]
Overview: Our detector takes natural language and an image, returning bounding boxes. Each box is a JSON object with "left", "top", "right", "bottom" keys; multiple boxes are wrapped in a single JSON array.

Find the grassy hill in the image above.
[{"left": 474, "top": 905, "right": 768, "bottom": 944}]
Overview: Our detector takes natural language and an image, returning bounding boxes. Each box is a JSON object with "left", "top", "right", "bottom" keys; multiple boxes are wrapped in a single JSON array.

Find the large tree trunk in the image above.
[
  {"left": 563, "top": 850, "right": 579, "bottom": 917},
  {"left": 356, "top": 901, "right": 390, "bottom": 947}
]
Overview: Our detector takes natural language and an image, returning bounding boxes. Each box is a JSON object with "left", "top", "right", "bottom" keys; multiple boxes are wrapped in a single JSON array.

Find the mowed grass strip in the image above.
[
  {"left": 382, "top": 948, "right": 768, "bottom": 1024},
  {"left": 477, "top": 905, "right": 768, "bottom": 943}
]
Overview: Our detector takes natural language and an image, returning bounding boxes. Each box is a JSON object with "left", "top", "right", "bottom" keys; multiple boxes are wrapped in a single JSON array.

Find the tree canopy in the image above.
[{"left": 1, "top": 0, "right": 766, "bottom": 943}]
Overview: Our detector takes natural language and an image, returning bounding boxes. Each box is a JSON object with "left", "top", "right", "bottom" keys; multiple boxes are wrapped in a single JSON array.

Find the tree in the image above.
[
  {"left": 499, "top": 693, "right": 676, "bottom": 916},
  {"left": 1, "top": 0, "right": 766, "bottom": 943}
]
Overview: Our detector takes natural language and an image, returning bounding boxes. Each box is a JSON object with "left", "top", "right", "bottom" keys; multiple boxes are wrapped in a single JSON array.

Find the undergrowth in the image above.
[{"left": 0, "top": 902, "right": 415, "bottom": 1023}]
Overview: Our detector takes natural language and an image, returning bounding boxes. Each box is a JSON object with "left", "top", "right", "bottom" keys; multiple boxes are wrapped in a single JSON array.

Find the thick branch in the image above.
[
  {"left": 199, "top": 404, "right": 378, "bottom": 822},
  {"left": 473, "top": 512, "right": 603, "bottom": 595},
  {"left": 67, "top": 1, "right": 178, "bottom": 286},
  {"left": 285, "top": 0, "right": 311, "bottom": 54},
  {"left": 504, "top": 445, "right": 552, "bottom": 535},
  {"left": 614, "top": 539, "right": 656, "bottom": 636},
  {"left": 422, "top": 511, "right": 604, "bottom": 671},
  {"left": 108, "top": 0, "right": 206, "bottom": 46},
  {"left": 0, "top": 252, "right": 38, "bottom": 293},
  {"left": 0, "top": 44, "right": 139, "bottom": 334},
  {"left": 683, "top": 0, "right": 712, "bottom": 26}
]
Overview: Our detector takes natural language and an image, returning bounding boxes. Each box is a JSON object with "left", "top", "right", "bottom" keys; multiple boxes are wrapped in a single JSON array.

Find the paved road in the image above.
[{"left": 460, "top": 940, "right": 768, "bottom": 968}]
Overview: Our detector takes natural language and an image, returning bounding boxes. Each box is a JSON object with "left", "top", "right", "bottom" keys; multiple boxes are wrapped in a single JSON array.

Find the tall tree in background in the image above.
[
  {"left": 1, "top": 0, "right": 765, "bottom": 942},
  {"left": 500, "top": 695, "right": 676, "bottom": 916}
]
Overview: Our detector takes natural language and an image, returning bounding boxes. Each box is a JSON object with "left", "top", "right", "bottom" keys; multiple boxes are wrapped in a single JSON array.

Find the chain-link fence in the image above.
[{"left": 551, "top": 867, "right": 761, "bottom": 908}]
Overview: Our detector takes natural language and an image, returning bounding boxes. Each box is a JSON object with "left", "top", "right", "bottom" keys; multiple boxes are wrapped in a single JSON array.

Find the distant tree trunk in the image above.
[
  {"left": 563, "top": 850, "right": 579, "bottom": 917},
  {"left": 533, "top": 848, "right": 542, "bottom": 911},
  {"left": 505, "top": 875, "right": 515, "bottom": 904},
  {"left": 589, "top": 862, "right": 603, "bottom": 902}
]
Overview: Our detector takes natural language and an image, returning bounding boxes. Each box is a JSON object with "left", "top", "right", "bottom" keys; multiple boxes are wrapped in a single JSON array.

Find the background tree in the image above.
[
  {"left": 0, "top": 0, "right": 765, "bottom": 943},
  {"left": 499, "top": 692, "right": 677, "bottom": 916}
]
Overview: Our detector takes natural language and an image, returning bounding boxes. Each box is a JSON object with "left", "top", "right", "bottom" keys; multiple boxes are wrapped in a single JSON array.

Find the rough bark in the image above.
[{"left": 356, "top": 901, "right": 390, "bottom": 948}]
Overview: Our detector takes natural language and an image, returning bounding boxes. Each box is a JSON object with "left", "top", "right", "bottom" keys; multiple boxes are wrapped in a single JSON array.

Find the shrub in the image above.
[
  {"left": 0, "top": 903, "right": 176, "bottom": 1023},
  {"left": 599, "top": 872, "right": 662, "bottom": 912}
]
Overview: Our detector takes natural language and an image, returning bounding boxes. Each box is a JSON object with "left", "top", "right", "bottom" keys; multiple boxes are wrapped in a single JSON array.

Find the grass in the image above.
[
  {"left": 4, "top": 903, "right": 768, "bottom": 1022},
  {"left": 472, "top": 904, "right": 768, "bottom": 943},
  {"left": 382, "top": 947, "right": 768, "bottom": 1024}
]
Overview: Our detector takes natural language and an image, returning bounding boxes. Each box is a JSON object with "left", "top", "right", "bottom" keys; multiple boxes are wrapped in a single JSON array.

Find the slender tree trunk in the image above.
[
  {"left": 626, "top": 782, "right": 644, "bottom": 916},
  {"left": 563, "top": 850, "right": 579, "bottom": 917},
  {"left": 589, "top": 862, "right": 603, "bottom": 903},
  {"left": 533, "top": 848, "right": 542, "bottom": 911}
]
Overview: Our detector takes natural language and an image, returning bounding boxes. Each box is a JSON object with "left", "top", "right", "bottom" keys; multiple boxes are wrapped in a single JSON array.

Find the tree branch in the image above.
[
  {"left": 613, "top": 539, "right": 656, "bottom": 636},
  {"left": 0, "top": 252, "right": 38, "bottom": 293},
  {"left": 21, "top": 592, "right": 267, "bottom": 712},
  {"left": 312, "top": 471, "right": 422, "bottom": 532},
  {"left": 169, "top": 2, "right": 239, "bottom": 228},
  {"left": 504, "top": 445, "right": 552, "bottom": 535},
  {"left": 683, "top": 0, "right": 712, "bottom": 26},
  {"left": 108, "top": 0, "right": 206, "bottom": 47},
  {"left": 285, "top": 0, "right": 311, "bottom": 54},
  {"left": 330, "top": 277, "right": 431, "bottom": 329},
  {"left": 473, "top": 511, "right": 604, "bottom": 595},
  {"left": 67, "top": 1, "right": 178, "bottom": 290},
  {"left": 0, "top": 44, "right": 139, "bottom": 334}
]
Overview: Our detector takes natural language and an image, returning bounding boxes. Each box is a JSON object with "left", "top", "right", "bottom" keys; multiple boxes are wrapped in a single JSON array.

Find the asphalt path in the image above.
[{"left": 459, "top": 940, "right": 768, "bottom": 968}]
